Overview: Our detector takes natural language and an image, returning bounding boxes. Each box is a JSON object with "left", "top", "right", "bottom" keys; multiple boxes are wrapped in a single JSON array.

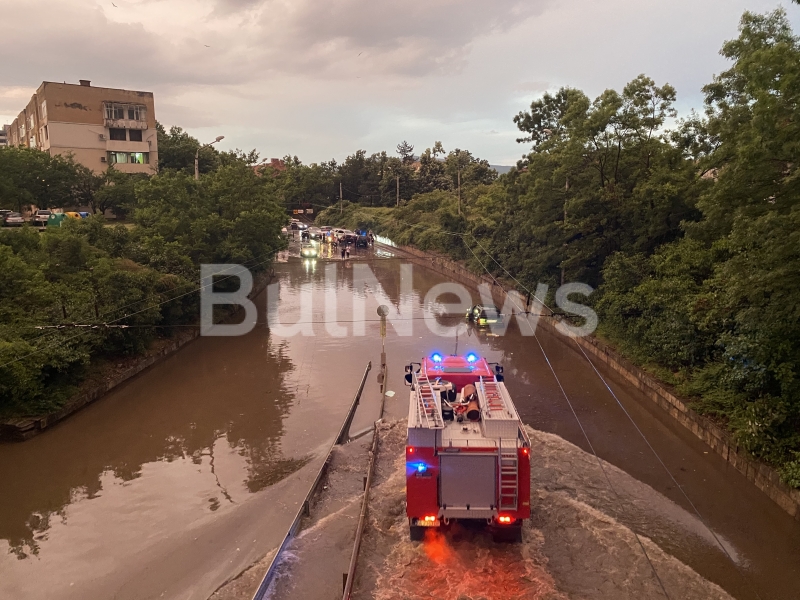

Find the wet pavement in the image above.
[{"left": 0, "top": 239, "right": 798, "bottom": 599}]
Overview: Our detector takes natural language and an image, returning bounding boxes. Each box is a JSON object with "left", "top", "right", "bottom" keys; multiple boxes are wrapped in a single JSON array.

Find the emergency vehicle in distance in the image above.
[{"left": 404, "top": 352, "right": 531, "bottom": 542}]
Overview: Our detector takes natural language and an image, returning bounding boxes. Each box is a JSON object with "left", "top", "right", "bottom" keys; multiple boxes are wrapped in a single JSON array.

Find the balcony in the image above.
[{"left": 104, "top": 118, "right": 148, "bottom": 130}]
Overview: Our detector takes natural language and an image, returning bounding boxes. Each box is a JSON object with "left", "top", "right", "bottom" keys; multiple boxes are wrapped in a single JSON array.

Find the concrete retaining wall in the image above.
[
  {"left": 383, "top": 242, "right": 800, "bottom": 520},
  {"left": 0, "top": 269, "right": 274, "bottom": 442}
]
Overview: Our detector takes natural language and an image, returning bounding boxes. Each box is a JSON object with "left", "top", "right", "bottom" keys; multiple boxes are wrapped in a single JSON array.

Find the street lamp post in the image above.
[{"left": 195, "top": 135, "right": 225, "bottom": 180}]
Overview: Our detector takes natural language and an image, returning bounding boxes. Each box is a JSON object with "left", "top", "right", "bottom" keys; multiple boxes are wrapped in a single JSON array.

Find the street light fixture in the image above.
[{"left": 195, "top": 135, "right": 225, "bottom": 180}]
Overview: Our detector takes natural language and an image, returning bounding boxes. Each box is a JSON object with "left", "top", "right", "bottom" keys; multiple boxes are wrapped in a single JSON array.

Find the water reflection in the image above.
[{"left": 0, "top": 316, "right": 298, "bottom": 560}]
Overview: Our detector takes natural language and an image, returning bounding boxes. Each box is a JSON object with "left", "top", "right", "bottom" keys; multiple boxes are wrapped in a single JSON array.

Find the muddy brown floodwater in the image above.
[{"left": 0, "top": 241, "right": 798, "bottom": 600}]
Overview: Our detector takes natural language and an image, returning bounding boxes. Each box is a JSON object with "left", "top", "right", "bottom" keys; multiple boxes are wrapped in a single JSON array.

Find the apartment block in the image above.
[
  {"left": 0, "top": 125, "right": 8, "bottom": 147},
  {"left": 6, "top": 80, "right": 158, "bottom": 174}
]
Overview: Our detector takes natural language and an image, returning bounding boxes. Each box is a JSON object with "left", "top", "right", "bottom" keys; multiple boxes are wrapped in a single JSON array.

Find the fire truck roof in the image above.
[{"left": 423, "top": 353, "right": 494, "bottom": 378}]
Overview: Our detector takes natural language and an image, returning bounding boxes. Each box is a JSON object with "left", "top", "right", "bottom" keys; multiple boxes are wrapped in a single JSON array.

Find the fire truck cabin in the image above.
[{"left": 405, "top": 353, "right": 531, "bottom": 542}]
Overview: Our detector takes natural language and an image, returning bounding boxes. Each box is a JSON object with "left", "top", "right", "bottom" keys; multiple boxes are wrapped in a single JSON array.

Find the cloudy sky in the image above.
[{"left": 1, "top": 0, "right": 798, "bottom": 165}]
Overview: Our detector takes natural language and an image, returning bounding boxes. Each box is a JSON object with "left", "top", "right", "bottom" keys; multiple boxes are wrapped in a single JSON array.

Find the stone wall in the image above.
[{"left": 383, "top": 242, "right": 800, "bottom": 520}]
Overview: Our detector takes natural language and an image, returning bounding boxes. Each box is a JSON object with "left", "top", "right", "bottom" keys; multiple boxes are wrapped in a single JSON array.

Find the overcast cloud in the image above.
[{"left": 1, "top": 0, "right": 798, "bottom": 164}]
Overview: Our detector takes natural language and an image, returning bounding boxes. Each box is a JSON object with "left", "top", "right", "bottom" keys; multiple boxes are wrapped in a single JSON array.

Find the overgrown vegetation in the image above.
[
  {"left": 0, "top": 145, "right": 286, "bottom": 418},
  {"left": 316, "top": 10, "right": 800, "bottom": 487},
  {"left": 2, "top": 7, "right": 797, "bottom": 487}
]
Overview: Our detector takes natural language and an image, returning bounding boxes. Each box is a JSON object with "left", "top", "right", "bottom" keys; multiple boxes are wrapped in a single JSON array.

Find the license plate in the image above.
[{"left": 418, "top": 519, "right": 440, "bottom": 527}]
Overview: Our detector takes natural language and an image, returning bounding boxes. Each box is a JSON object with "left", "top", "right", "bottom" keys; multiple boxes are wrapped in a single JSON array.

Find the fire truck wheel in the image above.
[{"left": 409, "top": 525, "right": 425, "bottom": 541}]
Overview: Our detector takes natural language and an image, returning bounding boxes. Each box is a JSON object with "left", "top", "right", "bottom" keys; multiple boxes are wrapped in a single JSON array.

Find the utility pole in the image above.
[
  {"left": 562, "top": 176, "right": 569, "bottom": 286},
  {"left": 340, "top": 181, "right": 343, "bottom": 214},
  {"left": 457, "top": 169, "right": 461, "bottom": 216},
  {"left": 396, "top": 175, "right": 400, "bottom": 207}
]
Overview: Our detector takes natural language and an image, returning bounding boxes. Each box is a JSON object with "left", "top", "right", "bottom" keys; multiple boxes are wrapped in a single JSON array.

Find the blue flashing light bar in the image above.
[
  {"left": 466, "top": 353, "right": 478, "bottom": 363},
  {"left": 431, "top": 353, "right": 443, "bottom": 363}
]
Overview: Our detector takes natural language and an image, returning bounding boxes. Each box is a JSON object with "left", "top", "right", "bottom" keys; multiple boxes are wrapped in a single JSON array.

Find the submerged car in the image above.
[
  {"left": 300, "top": 243, "right": 318, "bottom": 258},
  {"left": 465, "top": 304, "right": 503, "bottom": 327}
]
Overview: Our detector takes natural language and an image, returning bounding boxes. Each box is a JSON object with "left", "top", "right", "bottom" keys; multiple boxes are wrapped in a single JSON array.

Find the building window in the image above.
[
  {"left": 129, "top": 129, "right": 143, "bottom": 142},
  {"left": 104, "top": 103, "right": 146, "bottom": 121},
  {"left": 40, "top": 101, "right": 47, "bottom": 120},
  {"left": 28, "top": 114, "right": 35, "bottom": 130},
  {"left": 109, "top": 128, "right": 127, "bottom": 141},
  {"left": 127, "top": 105, "right": 145, "bottom": 121},
  {"left": 105, "top": 104, "right": 125, "bottom": 120},
  {"left": 29, "top": 135, "right": 36, "bottom": 148},
  {"left": 108, "top": 151, "right": 149, "bottom": 165}
]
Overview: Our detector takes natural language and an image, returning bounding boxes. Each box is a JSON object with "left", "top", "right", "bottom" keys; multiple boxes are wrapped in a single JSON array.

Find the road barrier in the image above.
[{"left": 251, "top": 361, "right": 372, "bottom": 600}]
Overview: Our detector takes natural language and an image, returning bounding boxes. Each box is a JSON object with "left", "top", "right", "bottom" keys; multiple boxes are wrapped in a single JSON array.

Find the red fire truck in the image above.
[{"left": 404, "top": 352, "right": 531, "bottom": 542}]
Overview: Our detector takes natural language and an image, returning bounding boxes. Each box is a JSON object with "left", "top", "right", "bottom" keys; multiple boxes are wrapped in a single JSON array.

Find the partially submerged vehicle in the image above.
[
  {"left": 465, "top": 304, "right": 503, "bottom": 328},
  {"left": 404, "top": 352, "right": 530, "bottom": 542},
  {"left": 300, "top": 243, "right": 318, "bottom": 258}
]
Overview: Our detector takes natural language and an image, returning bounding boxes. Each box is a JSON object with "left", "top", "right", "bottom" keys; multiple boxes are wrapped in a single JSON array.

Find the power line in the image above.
[
  {"left": 463, "top": 234, "right": 764, "bottom": 600},
  {"left": 0, "top": 253, "right": 280, "bottom": 371},
  {"left": 15, "top": 249, "right": 285, "bottom": 350},
  {"left": 461, "top": 236, "right": 671, "bottom": 599}
]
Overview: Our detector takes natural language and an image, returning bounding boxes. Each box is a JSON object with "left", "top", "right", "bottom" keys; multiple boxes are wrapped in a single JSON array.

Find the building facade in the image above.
[
  {"left": 6, "top": 80, "right": 158, "bottom": 174},
  {"left": 0, "top": 124, "right": 9, "bottom": 147}
]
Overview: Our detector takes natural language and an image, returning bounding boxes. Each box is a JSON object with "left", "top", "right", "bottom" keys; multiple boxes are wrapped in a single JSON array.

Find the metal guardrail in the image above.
[
  {"left": 341, "top": 364, "right": 388, "bottom": 600},
  {"left": 250, "top": 361, "right": 372, "bottom": 600}
]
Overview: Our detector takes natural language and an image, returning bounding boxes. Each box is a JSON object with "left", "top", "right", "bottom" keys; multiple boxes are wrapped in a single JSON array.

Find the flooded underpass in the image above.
[{"left": 1, "top": 239, "right": 798, "bottom": 599}]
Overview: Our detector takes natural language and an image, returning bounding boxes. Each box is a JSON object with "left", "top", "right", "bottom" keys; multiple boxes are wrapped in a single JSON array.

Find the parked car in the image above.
[
  {"left": 3, "top": 212, "right": 25, "bottom": 227},
  {"left": 0, "top": 209, "right": 11, "bottom": 224},
  {"left": 31, "top": 210, "right": 51, "bottom": 227}
]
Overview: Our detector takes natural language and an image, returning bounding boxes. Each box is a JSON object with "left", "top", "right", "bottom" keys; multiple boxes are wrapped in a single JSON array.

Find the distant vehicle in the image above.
[
  {"left": 355, "top": 234, "right": 369, "bottom": 248},
  {"left": 288, "top": 221, "right": 307, "bottom": 231},
  {"left": 0, "top": 209, "right": 11, "bottom": 223},
  {"left": 3, "top": 212, "right": 25, "bottom": 227},
  {"left": 300, "top": 243, "right": 318, "bottom": 258},
  {"left": 307, "top": 226, "right": 323, "bottom": 239},
  {"left": 466, "top": 304, "right": 503, "bottom": 327},
  {"left": 341, "top": 230, "right": 358, "bottom": 244},
  {"left": 31, "top": 210, "right": 51, "bottom": 227}
]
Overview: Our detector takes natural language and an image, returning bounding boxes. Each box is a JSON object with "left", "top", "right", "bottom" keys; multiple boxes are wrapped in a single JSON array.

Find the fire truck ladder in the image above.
[
  {"left": 480, "top": 378, "right": 511, "bottom": 417},
  {"left": 414, "top": 372, "right": 444, "bottom": 429},
  {"left": 498, "top": 439, "right": 519, "bottom": 511}
]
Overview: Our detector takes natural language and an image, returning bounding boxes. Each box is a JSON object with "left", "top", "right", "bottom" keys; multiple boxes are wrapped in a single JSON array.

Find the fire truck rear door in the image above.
[{"left": 440, "top": 454, "right": 496, "bottom": 509}]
